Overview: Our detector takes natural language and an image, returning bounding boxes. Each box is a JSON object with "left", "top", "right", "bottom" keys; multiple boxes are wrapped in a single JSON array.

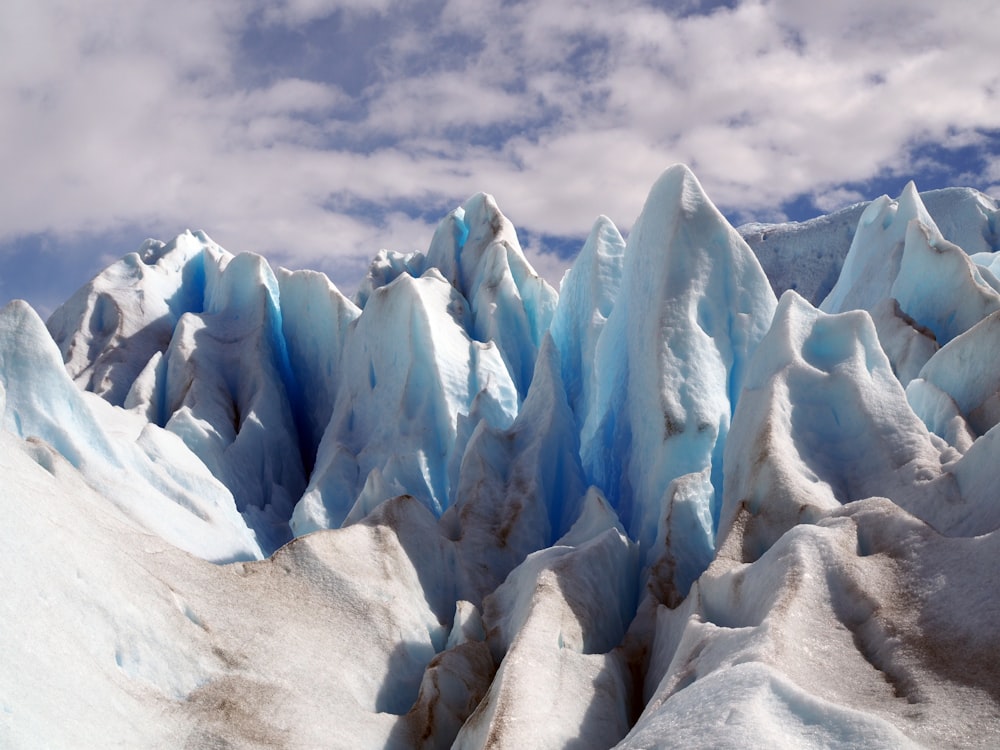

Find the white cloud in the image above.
[
  {"left": 262, "top": 0, "right": 399, "bottom": 27},
  {"left": 2, "top": 0, "right": 1000, "bottom": 306},
  {"left": 983, "top": 158, "right": 1000, "bottom": 184},
  {"left": 811, "top": 188, "right": 866, "bottom": 213},
  {"left": 363, "top": 72, "right": 535, "bottom": 137}
]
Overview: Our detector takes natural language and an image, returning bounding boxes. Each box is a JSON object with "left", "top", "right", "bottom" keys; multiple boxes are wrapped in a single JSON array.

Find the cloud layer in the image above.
[{"left": 2, "top": 0, "right": 999, "bottom": 299}]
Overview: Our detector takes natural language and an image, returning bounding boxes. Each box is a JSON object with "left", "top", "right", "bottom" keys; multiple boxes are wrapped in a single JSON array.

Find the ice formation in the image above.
[{"left": 2, "top": 165, "right": 1000, "bottom": 749}]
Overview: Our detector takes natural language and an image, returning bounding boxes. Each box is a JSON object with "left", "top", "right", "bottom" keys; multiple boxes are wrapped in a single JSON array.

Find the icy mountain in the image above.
[{"left": 3, "top": 165, "right": 1000, "bottom": 749}]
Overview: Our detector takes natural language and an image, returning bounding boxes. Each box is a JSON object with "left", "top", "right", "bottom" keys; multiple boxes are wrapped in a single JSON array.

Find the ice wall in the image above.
[{"left": 7, "top": 166, "right": 1000, "bottom": 749}]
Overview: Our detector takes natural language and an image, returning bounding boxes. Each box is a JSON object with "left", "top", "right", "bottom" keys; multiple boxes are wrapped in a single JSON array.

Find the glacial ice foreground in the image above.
[{"left": 1, "top": 166, "right": 1000, "bottom": 748}]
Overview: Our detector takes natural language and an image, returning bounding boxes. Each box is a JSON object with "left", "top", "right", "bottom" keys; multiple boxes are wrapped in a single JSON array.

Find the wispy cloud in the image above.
[{"left": 2, "top": 0, "right": 999, "bottom": 307}]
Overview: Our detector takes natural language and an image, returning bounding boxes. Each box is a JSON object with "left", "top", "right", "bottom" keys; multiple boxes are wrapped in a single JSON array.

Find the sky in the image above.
[{"left": 2, "top": 0, "right": 1000, "bottom": 317}]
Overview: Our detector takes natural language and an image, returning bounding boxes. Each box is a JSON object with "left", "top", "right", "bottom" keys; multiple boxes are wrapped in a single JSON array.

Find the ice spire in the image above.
[
  {"left": 425, "top": 193, "right": 559, "bottom": 397},
  {"left": 580, "top": 165, "right": 777, "bottom": 576}
]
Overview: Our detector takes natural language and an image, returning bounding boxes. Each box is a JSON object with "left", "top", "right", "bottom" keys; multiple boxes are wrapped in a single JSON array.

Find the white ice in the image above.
[{"left": 4, "top": 165, "right": 1000, "bottom": 749}]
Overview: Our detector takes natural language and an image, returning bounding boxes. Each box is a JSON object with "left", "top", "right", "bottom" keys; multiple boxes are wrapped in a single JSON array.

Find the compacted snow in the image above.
[{"left": 2, "top": 165, "right": 1000, "bottom": 748}]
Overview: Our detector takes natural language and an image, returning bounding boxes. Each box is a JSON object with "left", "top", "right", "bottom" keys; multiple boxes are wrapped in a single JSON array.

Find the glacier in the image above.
[{"left": 2, "top": 164, "right": 1000, "bottom": 748}]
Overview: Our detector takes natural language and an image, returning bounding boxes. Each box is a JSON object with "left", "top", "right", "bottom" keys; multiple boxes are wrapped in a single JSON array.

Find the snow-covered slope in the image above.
[{"left": 2, "top": 166, "right": 1000, "bottom": 748}]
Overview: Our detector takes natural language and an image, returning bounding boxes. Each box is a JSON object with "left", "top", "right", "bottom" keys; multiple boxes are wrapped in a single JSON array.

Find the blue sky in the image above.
[{"left": 2, "top": 0, "right": 999, "bottom": 316}]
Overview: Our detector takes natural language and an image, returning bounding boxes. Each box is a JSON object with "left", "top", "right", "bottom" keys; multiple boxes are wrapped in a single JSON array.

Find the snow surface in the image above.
[{"left": 3, "top": 167, "right": 1000, "bottom": 748}]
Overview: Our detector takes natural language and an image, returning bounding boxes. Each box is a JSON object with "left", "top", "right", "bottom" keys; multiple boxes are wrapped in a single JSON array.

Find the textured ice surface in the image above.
[
  {"left": 717, "top": 291, "right": 957, "bottom": 559},
  {"left": 0, "top": 300, "right": 261, "bottom": 562},
  {"left": 891, "top": 220, "right": 1000, "bottom": 346},
  {"left": 454, "top": 518, "right": 638, "bottom": 749},
  {"left": 156, "top": 252, "right": 307, "bottom": 552},
  {"left": 579, "top": 164, "right": 777, "bottom": 581},
  {"left": 742, "top": 185, "right": 1000, "bottom": 306},
  {"left": 276, "top": 267, "right": 361, "bottom": 463},
  {"left": 0, "top": 452, "right": 462, "bottom": 748},
  {"left": 46, "top": 230, "right": 217, "bottom": 406},
  {"left": 625, "top": 496, "right": 1000, "bottom": 749},
  {"left": 4, "top": 166, "right": 1000, "bottom": 748},
  {"left": 821, "top": 182, "right": 941, "bottom": 316},
  {"left": 425, "top": 194, "right": 559, "bottom": 397},
  {"left": 550, "top": 215, "right": 625, "bottom": 429},
  {"left": 291, "top": 269, "right": 519, "bottom": 533}
]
